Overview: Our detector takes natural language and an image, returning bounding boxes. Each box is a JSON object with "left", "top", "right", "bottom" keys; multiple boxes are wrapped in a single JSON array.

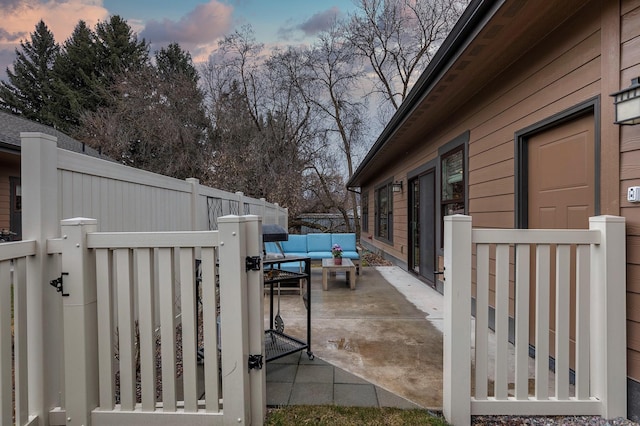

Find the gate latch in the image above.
[
  {"left": 50, "top": 272, "right": 69, "bottom": 296},
  {"left": 246, "top": 256, "right": 261, "bottom": 272},
  {"left": 248, "top": 354, "right": 263, "bottom": 370}
]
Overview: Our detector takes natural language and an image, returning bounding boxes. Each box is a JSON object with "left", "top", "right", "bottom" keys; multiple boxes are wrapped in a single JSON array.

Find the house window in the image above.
[
  {"left": 441, "top": 146, "right": 465, "bottom": 244},
  {"left": 375, "top": 182, "right": 393, "bottom": 242},
  {"left": 361, "top": 192, "right": 369, "bottom": 233},
  {"left": 14, "top": 184, "right": 21, "bottom": 212}
]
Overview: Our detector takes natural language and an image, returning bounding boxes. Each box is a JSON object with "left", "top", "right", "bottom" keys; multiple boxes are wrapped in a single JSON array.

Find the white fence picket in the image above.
[
  {"left": 494, "top": 243, "right": 510, "bottom": 400},
  {"left": 534, "top": 244, "right": 550, "bottom": 400},
  {"left": 135, "top": 248, "right": 156, "bottom": 411},
  {"left": 14, "top": 258, "right": 29, "bottom": 425},
  {"left": 179, "top": 247, "right": 198, "bottom": 412},
  {"left": 575, "top": 244, "right": 590, "bottom": 399},
  {"left": 201, "top": 247, "right": 221, "bottom": 413},
  {"left": 475, "top": 243, "right": 489, "bottom": 400},
  {"left": 514, "top": 244, "right": 530, "bottom": 400},
  {"left": 158, "top": 247, "right": 177, "bottom": 411},
  {"left": 96, "top": 248, "right": 115, "bottom": 410},
  {"left": 0, "top": 260, "right": 12, "bottom": 425},
  {"left": 116, "top": 248, "right": 136, "bottom": 410},
  {"left": 555, "top": 244, "right": 571, "bottom": 400}
]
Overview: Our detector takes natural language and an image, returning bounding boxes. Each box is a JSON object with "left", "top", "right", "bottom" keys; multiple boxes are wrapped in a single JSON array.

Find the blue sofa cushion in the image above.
[
  {"left": 331, "top": 233, "right": 357, "bottom": 253},
  {"left": 341, "top": 251, "right": 360, "bottom": 260},
  {"left": 280, "top": 235, "right": 307, "bottom": 255},
  {"left": 307, "top": 233, "right": 332, "bottom": 253},
  {"left": 264, "top": 241, "right": 283, "bottom": 258},
  {"left": 278, "top": 260, "right": 304, "bottom": 272}
]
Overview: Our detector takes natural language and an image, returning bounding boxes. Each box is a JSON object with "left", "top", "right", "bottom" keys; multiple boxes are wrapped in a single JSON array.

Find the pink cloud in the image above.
[
  {"left": 0, "top": 0, "right": 109, "bottom": 78},
  {"left": 0, "top": 0, "right": 108, "bottom": 44},
  {"left": 140, "top": 0, "right": 233, "bottom": 44}
]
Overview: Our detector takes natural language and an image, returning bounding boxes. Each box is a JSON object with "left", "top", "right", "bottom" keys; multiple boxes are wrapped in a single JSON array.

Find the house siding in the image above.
[
  {"left": 621, "top": 0, "right": 640, "bottom": 393},
  {"left": 0, "top": 156, "right": 19, "bottom": 231},
  {"left": 358, "top": 0, "right": 640, "bottom": 416}
]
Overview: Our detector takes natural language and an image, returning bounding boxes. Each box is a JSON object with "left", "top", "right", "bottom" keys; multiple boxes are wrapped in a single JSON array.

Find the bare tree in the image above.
[
  {"left": 345, "top": 0, "right": 467, "bottom": 114},
  {"left": 296, "top": 26, "right": 368, "bottom": 235},
  {"left": 77, "top": 64, "right": 212, "bottom": 181},
  {"left": 201, "top": 27, "right": 320, "bottom": 219}
]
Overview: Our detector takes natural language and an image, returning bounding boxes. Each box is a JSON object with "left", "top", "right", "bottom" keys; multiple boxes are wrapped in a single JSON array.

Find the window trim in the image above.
[
  {"left": 361, "top": 191, "right": 369, "bottom": 233},
  {"left": 374, "top": 179, "right": 394, "bottom": 244},
  {"left": 437, "top": 131, "right": 469, "bottom": 252}
]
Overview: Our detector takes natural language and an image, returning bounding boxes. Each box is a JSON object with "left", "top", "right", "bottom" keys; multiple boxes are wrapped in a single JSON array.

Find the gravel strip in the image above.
[{"left": 472, "top": 416, "right": 639, "bottom": 425}]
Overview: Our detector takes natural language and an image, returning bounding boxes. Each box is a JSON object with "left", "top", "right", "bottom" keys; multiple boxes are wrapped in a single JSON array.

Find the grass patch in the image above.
[{"left": 265, "top": 405, "right": 449, "bottom": 426}]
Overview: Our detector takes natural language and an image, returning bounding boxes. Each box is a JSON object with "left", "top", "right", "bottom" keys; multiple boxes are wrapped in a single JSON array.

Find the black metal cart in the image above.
[{"left": 263, "top": 256, "right": 314, "bottom": 362}]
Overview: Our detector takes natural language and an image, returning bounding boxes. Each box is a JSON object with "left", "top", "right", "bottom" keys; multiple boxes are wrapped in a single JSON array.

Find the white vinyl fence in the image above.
[
  {"left": 0, "top": 132, "right": 283, "bottom": 425},
  {"left": 443, "top": 215, "right": 627, "bottom": 426}
]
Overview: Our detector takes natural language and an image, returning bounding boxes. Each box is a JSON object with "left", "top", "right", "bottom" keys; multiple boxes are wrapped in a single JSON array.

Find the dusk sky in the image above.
[{"left": 0, "top": 0, "right": 359, "bottom": 79}]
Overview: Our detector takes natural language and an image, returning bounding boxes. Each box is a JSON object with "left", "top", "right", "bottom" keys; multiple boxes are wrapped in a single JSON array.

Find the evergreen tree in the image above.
[
  {"left": 155, "top": 42, "right": 199, "bottom": 83},
  {"left": 0, "top": 20, "right": 59, "bottom": 125},
  {"left": 51, "top": 20, "right": 102, "bottom": 131},
  {"left": 94, "top": 15, "right": 149, "bottom": 88}
]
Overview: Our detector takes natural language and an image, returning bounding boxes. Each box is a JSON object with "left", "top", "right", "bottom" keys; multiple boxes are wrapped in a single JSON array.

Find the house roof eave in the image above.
[{"left": 347, "top": 0, "right": 503, "bottom": 189}]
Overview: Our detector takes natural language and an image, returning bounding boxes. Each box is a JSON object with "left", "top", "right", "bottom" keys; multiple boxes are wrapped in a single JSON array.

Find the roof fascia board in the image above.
[{"left": 347, "top": 0, "right": 505, "bottom": 188}]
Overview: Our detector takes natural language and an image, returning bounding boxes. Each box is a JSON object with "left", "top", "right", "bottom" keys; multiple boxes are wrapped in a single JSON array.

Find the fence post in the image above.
[
  {"left": 244, "top": 215, "right": 266, "bottom": 424},
  {"left": 186, "top": 178, "right": 200, "bottom": 231},
  {"left": 59, "top": 217, "right": 99, "bottom": 425},
  {"left": 284, "top": 207, "right": 289, "bottom": 230},
  {"left": 218, "top": 215, "right": 251, "bottom": 425},
  {"left": 260, "top": 198, "right": 267, "bottom": 224},
  {"left": 443, "top": 214, "right": 472, "bottom": 426},
  {"left": 21, "top": 132, "right": 61, "bottom": 423},
  {"left": 589, "top": 215, "right": 626, "bottom": 419}
]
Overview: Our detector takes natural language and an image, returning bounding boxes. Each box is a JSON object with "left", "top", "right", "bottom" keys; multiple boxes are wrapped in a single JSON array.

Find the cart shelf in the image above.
[{"left": 263, "top": 256, "right": 313, "bottom": 362}]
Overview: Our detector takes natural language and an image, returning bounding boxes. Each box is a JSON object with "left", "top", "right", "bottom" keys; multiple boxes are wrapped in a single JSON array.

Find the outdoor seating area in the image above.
[{"left": 264, "top": 232, "right": 360, "bottom": 273}]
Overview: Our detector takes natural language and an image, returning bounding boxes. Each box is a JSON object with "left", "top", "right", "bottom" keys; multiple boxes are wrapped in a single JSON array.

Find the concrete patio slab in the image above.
[{"left": 264, "top": 266, "right": 443, "bottom": 409}]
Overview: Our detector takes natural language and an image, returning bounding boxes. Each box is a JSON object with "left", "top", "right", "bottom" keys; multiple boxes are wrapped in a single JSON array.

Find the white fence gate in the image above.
[
  {"left": 47, "top": 215, "right": 264, "bottom": 425},
  {"left": 443, "top": 214, "right": 627, "bottom": 426}
]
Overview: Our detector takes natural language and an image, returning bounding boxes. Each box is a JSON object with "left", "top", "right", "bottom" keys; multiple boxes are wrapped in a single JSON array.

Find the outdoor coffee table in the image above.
[{"left": 321, "top": 258, "right": 357, "bottom": 290}]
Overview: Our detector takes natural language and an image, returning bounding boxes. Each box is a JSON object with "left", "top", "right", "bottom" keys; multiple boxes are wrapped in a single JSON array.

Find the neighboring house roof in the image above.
[
  {"left": 0, "top": 111, "right": 106, "bottom": 159},
  {"left": 346, "top": 0, "right": 587, "bottom": 188}
]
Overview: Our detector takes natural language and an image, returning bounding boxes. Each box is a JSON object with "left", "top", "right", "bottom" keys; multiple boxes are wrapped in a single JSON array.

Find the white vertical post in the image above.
[
  {"left": 60, "top": 217, "right": 99, "bottom": 426},
  {"left": 284, "top": 207, "right": 289, "bottom": 230},
  {"left": 260, "top": 198, "right": 267, "bottom": 224},
  {"left": 14, "top": 258, "right": 29, "bottom": 424},
  {"left": 589, "top": 215, "right": 626, "bottom": 419},
  {"left": 187, "top": 178, "right": 200, "bottom": 231},
  {"left": 245, "top": 215, "right": 266, "bottom": 424},
  {"left": 443, "top": 214, "right": 472, "bottom": 426},
  {"left": 21, "top": 132, "right": 61, "bottom": 422},
  {"left": 219, "top": 215, "right": 251, "bottom": 425},
  {"left": 236, "top": 191, "right": 245, "bottom": 215}
]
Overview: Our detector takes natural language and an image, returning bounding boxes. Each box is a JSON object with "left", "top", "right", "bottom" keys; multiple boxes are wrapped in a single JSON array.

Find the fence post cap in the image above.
[
  {"left": 60, "top": 217, "right": 98, "bottom": 226},
  {"left": 219, "top": 215, "right": 245, "bottom": 223},
  {"left": 444, "top": 214, "right": 471, "bottom": 223},
  {"left": 589, "top": 215, "right": 625, "bottom": 224}
]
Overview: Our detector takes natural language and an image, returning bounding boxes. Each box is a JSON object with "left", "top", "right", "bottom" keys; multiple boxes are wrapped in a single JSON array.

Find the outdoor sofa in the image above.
[{"left": 264, "top": 232, "right": 360, "bottom": 273}]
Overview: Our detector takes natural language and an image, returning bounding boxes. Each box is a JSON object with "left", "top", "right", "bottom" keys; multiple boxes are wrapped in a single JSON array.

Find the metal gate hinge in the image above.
[
  {"left": 50, "top": 272, "right": 69, "bottom": 296},
  {"left": 248, "top": 354, "right": 263, "bottom": 370},
  {"left": 246, "top": 256, "right": 261, "bottom": 272}
]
